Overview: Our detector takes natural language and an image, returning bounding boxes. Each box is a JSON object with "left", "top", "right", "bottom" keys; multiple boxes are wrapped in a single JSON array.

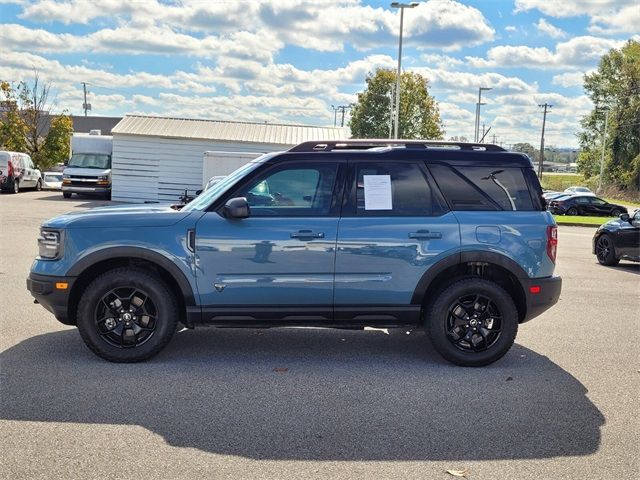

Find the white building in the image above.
[{"left": 110, "top": 115, "right": 350, "bottom": 203}]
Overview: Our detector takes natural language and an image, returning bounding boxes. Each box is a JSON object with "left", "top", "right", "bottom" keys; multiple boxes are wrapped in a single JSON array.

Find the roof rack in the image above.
[{"left": 288, "top": 139, "right": 506, "bottom": 153}]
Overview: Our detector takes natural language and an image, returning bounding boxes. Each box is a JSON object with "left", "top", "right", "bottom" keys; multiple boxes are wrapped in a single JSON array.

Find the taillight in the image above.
[
  {"left": 547, "top": 225, "right": 558, "bottom": 263},
  {"left": 8, "top": 160, "right": 13, "bottom": 177}
]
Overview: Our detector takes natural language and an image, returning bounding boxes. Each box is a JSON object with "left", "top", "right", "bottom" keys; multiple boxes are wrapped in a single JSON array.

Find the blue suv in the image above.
[{"left": 27, "top": 140, "right": 562, "bottom": 366}]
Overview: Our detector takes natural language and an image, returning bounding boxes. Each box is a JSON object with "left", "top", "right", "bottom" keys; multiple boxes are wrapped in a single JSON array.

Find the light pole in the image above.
[
  {"left": 474, "top": 87, "right": 491, "bottom": 142},
  {"left": 391, "top": 2, "right": 418, "bottom": 139}
]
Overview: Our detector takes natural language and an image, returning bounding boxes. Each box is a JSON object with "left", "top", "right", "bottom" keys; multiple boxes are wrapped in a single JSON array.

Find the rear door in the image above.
[{"left": 334, "top": 160, "right": 459, "bottom": 324}]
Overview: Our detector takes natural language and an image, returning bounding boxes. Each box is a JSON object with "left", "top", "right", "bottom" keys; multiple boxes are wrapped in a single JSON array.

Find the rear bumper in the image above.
[
  {"left": 521, "top": 275, "right": 562, "bottom": 322},
  {"left": 27, "top": 272, "right": 76, "bottom": 325}
]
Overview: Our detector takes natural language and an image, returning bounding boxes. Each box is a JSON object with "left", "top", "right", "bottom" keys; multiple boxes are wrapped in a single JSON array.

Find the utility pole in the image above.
[
  {"left": 491, "top": 133, "right": 497, "bottom": 144},
  {"left": 333, "top": 105, "right": 351, "bottom": 127},
  {"left": 331, "top": 105, "right": 338, "bottom": 127},
  {"left": 474, "top": 87, "right": 491, "bottom": 142},
  {"left": 538, "top": 103, "right": 552, "bottom": 178},
  {"left": 597, "top": 108, "right": 610, "bottom": 193},
  {"left": 82, "top": 82, "right": 91, "bottom": 117}
]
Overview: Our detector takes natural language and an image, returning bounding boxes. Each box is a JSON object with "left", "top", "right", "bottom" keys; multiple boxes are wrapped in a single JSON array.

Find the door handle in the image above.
[
  {"left": 408, "top": 230, "right": 442, "bottom": 239},
  {"left": 290, "top": 230, "right": 325, "bottom": 239}
]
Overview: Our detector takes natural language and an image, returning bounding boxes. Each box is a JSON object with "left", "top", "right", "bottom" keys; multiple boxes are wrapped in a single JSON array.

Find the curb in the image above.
[{"left": 556, "top": 222, "right": 601, "bottom": 228}]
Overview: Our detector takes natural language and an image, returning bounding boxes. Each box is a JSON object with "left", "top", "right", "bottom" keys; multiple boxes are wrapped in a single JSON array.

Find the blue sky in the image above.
[{"left": 1, "top": 0, "right": 638, "bottom": 147}]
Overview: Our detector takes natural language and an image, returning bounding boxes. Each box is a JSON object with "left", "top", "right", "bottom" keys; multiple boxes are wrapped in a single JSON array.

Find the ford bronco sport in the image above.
[{"left": 28, "top": 140, "right": 562, "bottom": 366}]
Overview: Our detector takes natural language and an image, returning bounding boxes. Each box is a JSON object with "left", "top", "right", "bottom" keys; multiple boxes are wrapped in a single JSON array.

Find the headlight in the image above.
[
  {"left": 38, "top": 229, "right": 62, "bottom": 259},
  {"left": 96, "top": 174, "right": 110, "bottom": 185}
]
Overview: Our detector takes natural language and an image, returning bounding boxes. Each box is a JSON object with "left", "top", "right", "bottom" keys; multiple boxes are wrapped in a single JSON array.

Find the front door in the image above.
[
  {"left": 334, "top": 160, "right": 460, "bottom": 324},
  {"left": 194, "top": 160, "right": 343, "bottom": 322}
]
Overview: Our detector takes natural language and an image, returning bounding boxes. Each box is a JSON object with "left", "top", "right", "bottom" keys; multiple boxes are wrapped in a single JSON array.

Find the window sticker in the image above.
[{"left": 363, "top": 175, "right": 392, "bottom": 210}]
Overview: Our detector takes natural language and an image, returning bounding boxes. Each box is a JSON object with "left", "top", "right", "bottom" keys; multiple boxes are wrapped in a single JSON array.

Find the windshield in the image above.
[
  {"left": 68, "top": 153, "right": 111, "bottom": 169},
  {"left": 182, "top": 155, "right": 275, "bottom": 212},
  {"left": 44, "top": 174, "right": 63, "bottom": 182}
]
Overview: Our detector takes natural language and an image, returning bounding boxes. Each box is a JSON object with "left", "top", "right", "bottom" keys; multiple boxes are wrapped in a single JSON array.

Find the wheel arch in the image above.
[
  {"left": 412, "top": 251, "right": 528, "bottom": 323},
  {"left": 66, "top": 247, "right": 196, "bottom": 326}
]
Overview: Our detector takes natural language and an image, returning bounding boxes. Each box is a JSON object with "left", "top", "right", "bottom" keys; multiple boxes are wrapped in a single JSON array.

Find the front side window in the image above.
[
  {"left": 235, "top": 163, "right": 338, "bottom": 217},
  {"left": 354, "top": 162, "right": 445, "bottom": 216},
  {"left": 590, "top": 197, "right": 606, "bottom": 205}
]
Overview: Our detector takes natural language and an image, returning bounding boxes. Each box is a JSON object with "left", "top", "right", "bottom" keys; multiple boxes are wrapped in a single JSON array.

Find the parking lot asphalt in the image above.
[{"left": 1, "top": 191, "right": 638, "bottom": 480}]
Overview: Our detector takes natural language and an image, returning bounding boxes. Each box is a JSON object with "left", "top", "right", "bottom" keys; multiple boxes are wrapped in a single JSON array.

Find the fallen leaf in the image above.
[
  {"left": 274, "top": 367, "right": 288, "bottom": 373},
  {"left": 446, "top": 468, "right": 469, "bottom": 477}
]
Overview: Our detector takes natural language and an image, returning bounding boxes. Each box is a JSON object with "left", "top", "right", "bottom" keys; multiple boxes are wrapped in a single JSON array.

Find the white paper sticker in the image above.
[{"left": 363, "top": 175, "right": 392, "bottom": 210}]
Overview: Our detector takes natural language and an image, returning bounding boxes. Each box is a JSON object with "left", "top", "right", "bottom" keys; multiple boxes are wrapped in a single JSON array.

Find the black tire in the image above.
[
  {"left": 76, "top": 268, "right": 179, "bottom": 362},
  {"left": 35, "top": 179, "right": 42, "bottom": 191},
  {"left": 611, "top": 209, "right": 621, "bottom": 217},
  {"left": 595, "top": 234, "right": 620, "bottom": 266},
  {"left": 12, "top": 179, "right": 19, "bottom": 194},
  {"left": 566, "top": 207, "right": 578, "bottom": 216},
  {"left": 63, "top": 192, "right": 72, "bottom": 198},
  {"left": 426, "top": 278, "right": 518, "bottom": 367}
]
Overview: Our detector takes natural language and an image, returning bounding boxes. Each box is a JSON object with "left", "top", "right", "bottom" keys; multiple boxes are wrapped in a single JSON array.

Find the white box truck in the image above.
[
  {"left": 202, "top": 151, "right": 264, "bottom": 191},
  {"left": 62, "top": 130, "right": 113, "bottom": 199}
]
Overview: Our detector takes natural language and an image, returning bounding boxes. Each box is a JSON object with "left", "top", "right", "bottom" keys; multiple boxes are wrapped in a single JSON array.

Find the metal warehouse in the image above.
[{"left": 110, "top": 115, "right": 350, "bottom": 203}]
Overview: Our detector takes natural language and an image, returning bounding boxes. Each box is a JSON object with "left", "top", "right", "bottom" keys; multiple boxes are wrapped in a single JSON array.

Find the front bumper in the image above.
[
  {"left": 521, "top": 275, "right": 562, "bottom": 322},
  {"left": 27, "top": 273, "right": 76, "bottom": 325},
  {"left": 62, "top": 185, "right": 111, "bottom": 194}
]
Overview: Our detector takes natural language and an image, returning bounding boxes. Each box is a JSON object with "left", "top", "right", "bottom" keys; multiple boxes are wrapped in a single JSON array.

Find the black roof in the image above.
[{"left": 281, "top": 139, "right": 534, "bottom": 168}]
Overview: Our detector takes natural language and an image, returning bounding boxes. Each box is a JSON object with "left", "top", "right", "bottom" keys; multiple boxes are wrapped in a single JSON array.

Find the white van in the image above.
[
  {"left": 62, "top": 131, "right": 113, "bottom": 199},
  {"left": 0, "top": 151, "right": 42, "bottom": 193}
]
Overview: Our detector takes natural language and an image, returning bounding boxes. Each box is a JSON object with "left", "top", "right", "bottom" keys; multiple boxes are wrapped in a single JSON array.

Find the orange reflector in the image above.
[
  {"left": 55, "top": 282, "right": 68, "bottom": 290},
  {"left": 529, "top": 286, "right": 541, "bottom": 294}
]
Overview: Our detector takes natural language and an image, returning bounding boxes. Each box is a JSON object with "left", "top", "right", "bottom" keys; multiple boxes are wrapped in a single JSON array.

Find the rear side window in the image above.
[
  {"left": 429, "top": 165, "right": 534, "bottom": 211},
  {"left": 354, "top": 162, "right": 446, "bottom": 216}
]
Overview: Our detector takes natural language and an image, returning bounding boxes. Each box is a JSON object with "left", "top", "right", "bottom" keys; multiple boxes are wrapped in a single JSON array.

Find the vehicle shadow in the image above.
[
  {"left": 602, "top": 262, "right": 640, "bottom": 275},
  {"left": 0, "top": 327, "right": 603, "bottom": 461},
  {"left": 32, "top": 192, "right": 118, "bottom": 208}
]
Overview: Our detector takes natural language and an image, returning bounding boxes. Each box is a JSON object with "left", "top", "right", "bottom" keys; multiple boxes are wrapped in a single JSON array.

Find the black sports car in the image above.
[
  {"left": 549, "top": 195, "right": 627, "bottom": 216},
  {"left": 593, "top": 210, "right": 640, "bottom": 265}
]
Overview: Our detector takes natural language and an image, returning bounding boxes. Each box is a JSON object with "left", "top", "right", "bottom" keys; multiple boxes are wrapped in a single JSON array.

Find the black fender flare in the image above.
[
  {"left": 411, "top": 250, "right": 528, "bottom": 304},
  {"left": 67, "top": 246, "right": 196, "bottom": 305}
]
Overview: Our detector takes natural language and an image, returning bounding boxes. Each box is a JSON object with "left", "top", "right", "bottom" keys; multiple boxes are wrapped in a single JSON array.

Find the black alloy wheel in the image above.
[
  {"left": 611, "top": 208, "right": 622, "bottom": 217},
  {"left": 426, "top": 278, "right": 518, "bottom": 367},
  {"left": 94, "top": 287, "right": 158, "bottom": 348},
  {"left": 446, "top": 294, "right": 502, "bottom": 353},
  {"left": 567, "top": 207, "right": 578, "bottom": 216},
  {"left": 595, "top": 234, "right": 619, "bottom": 266},
  {"left": 77, "top": 268, "right": 178, "bottom": 362}
]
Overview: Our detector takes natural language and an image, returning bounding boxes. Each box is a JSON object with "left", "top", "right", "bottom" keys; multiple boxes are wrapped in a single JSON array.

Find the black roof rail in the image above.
[{"left": 287, "top": 139, "right": 506, "bottom": 153}]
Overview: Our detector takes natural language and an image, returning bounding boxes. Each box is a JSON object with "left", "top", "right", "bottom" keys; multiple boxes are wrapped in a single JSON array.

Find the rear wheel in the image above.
[
  {"left": 12, "top": 179, "right": 19, "bottom": 194},
  {"left": 76, "top": 268, "right": 179, "bottom": 362},
  {"left": 63, "top": 192, "right": 72, "bottom": 198},
  {"left": 595, "top": 234, "right": 619, "bottom": 266},
  {"left": 426, "top": 279, "right": 518, "bottom": 366},
  {"left": 35, "top": 179, "right": 42, "bottom": 191},
  {"left": 566, "top": 207, "right": 578, "bottom": 216}
]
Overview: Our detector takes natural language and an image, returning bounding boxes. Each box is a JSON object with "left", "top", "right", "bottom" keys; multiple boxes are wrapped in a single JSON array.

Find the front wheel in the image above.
[
  {"left": 63, "top": 192, "right": 72, "bottom": 199},
  {"left": 77, "top": 268, "right": 179, "bottom": 362},
  {"left": 611, "top": 209, "right": 622, "bottom": 217},
  {"left": 35, "top": 179, "right": 42, "bottom": 191},
  {"left": 595, "top": 234, "right": 619, "bottom": 266},
  {"left": 426, "top": 279, "right": 518, "bottom": 366}
]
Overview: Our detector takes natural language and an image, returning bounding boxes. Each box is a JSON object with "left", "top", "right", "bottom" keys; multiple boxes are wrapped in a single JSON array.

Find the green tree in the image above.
[
  {"left": 349, "top": 69, "right": 444, "bottom": 139},
  {"left": 578, "top": 39, "right": 640, "bottom": 191},
  {"left": 511, "top": 142, "right": 539, "bottom": 162},
  {"left": 0, "top": 81, "right": 28, "bottom": 152},
  {"left": 40, "top": 114, "right": 73, "bottom": 169}
]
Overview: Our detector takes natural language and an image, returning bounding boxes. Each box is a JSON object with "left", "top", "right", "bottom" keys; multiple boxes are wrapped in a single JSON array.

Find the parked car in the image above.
[
  {"left": 0, "top": 151, "right": 42, "bottom": 193},
  {"left": 593, "top": 210, "right": 640, "bottom": 265},
  {"left": 564, "top": 186, "right": 595, "bottom": 196},
  {"left": 27, "top": 139, "right": 561, "bottom": 367},
  {"left": 543, "top": 191, "right": 570, "bottom": 201},
  {"left": 548, "top": 195, "right": 627, "bottom": 216},
  {"left": 42, "top": 172, "right": 63, "bottom": 190}
]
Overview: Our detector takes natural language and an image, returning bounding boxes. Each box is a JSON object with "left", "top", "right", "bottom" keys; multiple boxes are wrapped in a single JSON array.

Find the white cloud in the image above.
[
  {"left": 534, "top": 19, "right": 566, "bottom": 39},
  {"left": 466, "top": 36, "right": 625, "bottom": 70},
  {"left": 505, "top": 25, "right": 518, "bottom": 32},
  {"left": 515, "top": 0, "right": 639, "bottom": 35},
  {"left": 552, "top": 72, "right": 587, "bottom": 88}
]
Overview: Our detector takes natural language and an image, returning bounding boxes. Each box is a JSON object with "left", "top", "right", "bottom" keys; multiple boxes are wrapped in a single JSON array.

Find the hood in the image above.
[
  {"left": 43, "top": 204, "right": 200, "bottom": 229},
  {"left": 63, "top": 167, "right": 111, "bottom": 176}
]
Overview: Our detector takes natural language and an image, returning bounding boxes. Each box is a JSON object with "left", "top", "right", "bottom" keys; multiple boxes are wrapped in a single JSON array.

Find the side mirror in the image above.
[
  {"left": 619, "top": 213, "right": 630, "bottom": 221},
  {"left": 224, "top": 197, "right": 250, "bottom": 219}
]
